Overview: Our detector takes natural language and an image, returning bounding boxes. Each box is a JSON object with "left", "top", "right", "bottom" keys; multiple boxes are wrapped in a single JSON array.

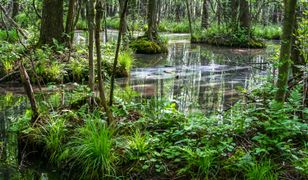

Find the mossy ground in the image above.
[{"left": 129, "top": 36, "right": 168, "bottom": 54}]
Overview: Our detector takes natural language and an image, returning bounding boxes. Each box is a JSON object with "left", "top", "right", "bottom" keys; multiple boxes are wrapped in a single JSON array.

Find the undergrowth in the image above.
[{"left": 10, "top": 78, "right": 308, "bottom": 179}]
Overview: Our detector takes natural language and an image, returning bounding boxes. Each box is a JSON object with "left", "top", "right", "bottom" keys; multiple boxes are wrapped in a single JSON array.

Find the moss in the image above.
[{"left": 129, "top": 37, "right": 168, "bottom": 54}]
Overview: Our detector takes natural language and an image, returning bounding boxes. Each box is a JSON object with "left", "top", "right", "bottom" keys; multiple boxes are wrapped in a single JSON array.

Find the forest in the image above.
[{"left": 0, "top": 0, "right": 307, "bottom": 179}]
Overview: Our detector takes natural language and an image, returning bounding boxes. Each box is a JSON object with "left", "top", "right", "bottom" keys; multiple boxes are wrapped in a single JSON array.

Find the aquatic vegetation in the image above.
[{"left": 129, "top": 36, "right": 168, "bottom": 54}]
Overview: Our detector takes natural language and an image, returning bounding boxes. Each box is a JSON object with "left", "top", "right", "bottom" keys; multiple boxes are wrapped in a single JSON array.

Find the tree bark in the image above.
[
  {"left": 86, "top": 0, "right": 95, "bottom": 104},
  {"left": 95, "top": 1, "right": 114, "bottom": 125},
  {"left": 185, "top": 0, "right": 193, "bottom": 35},
  {"left": 109, "top": 0, "right": 129, "bottom": 106},
  {"left": 12, "top": 0, "right": 19, "bottom": 19},
  {"left": 39, "top": 0, "right": 64, "bottom": 45},
  {"left": 275, "top": 0, "right": 297, "bottom": 102},
  {"left": 239, "top": 0, "right": 250, "bottom": 29},
  {"left": 201, "top": 0, "right": 209, "bottom": 29},
  {"left": 119, "top": 0, "right": 128, "bottom": 35},
  {"left": 147, "top": 0, "right": 158, "bottom": 41},
  {"left": 65, "top": 0, "right": 77, "bottom": 46}
]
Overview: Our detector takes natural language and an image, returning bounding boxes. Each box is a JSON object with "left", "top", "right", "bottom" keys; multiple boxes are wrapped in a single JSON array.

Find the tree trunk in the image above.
[
  {"left": 65, "top": 0, "right": 76, "bottom": 46},
  {"left": 147, "top": 0, "right": 158, "bottom": 41},
  {"left": 275, "top": 0, "right": 297, "bottom": 102},
  {"left": 12, "top": 0, "right": 19, "bottom": 19},
  {"left": 109, "top": 0, "right": 129, "bottom": 106},
  {"left": 95, "top": 1, "right": 114, "bottom": 125},
  {"left": 119, "top": 0, "right": 128, "bottom": 35},
  {"left": 86, "top": 0, "right": 95, "bottom": 104},
  {"left": 39, "top": 0, "right": 64, "bottom": 45},
  {"left": 239, "top": 0, "right": 250, "bottom": 29},
  {"left": 201, "top": 0, "right": 209, "bottom": 29},
  {"left": 185, "top": 0, "right": 193, "bottom": 35}
]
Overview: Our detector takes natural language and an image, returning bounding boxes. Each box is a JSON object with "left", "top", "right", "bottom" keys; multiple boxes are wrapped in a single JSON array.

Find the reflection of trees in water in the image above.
[
  {"left": 0, "top": 97, "right": 27, "bottom": 179},
  {"left": 128, "top": 41, "right": 270, "bottom": 114}
]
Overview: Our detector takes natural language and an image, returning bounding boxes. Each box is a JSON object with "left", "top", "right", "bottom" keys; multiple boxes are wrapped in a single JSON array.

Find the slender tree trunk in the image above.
[
  {"left": 201, "top": 0, "right": 209, "bottom": 29},
  {"left": 217, "top": 0, "right": 221, "bottom": 27},
  {"left": 65, "top": 0, "right": 77, "bottom": 46},
  {"left": 147, "top": 0, "right": 158, "bottom": 41},
  {"left": 185, "top": 0, "right": 193, "bottom": 35},
  {"left": 95, "top": 1, "right": 114, "bottom": 125},
  {"left": 103, "top": 0, "right": 108, "bottom": 42},
  {"left": 39, "top": 0, "right": 64, "bottom": 45},
  {"left": 275, "top": 0, "right": 297, "bottom": 102},
  {"left": 109, "top": 0, "right": 129, "bottom": 106},
  {"left": 86, "top": 0, "right": 95, "bottom": 105},
  {"left": 119, "top": 0, "right": 128, "bottom": 35}
]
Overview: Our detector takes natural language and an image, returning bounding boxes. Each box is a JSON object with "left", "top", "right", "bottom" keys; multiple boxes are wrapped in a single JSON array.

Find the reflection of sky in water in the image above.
[
  {"left": 74, "top": 30, "right": 272, "bottom": 113},
  {"left": 119, "top": 34, "right": 271, "bottom": 114}
]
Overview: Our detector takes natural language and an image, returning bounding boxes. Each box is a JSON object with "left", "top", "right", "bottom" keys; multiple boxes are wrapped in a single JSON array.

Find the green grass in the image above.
[
  {"left": 68, "top": 119, "right": 116, "bottom": 179},
  {"left": 243, "top": 160, "right": 278, "bottom": 180},
  {"left": 192, "top": 24, "right": 265, "bottom": 48},
  {"left": 253, "top": 25, "right": 282, "bottom": 40},
  {"left": 159, "top": 20, "right": 194, "bottom": 33},
  {"left": 119, "top": 50, "right": 134, "bottom": 71}
]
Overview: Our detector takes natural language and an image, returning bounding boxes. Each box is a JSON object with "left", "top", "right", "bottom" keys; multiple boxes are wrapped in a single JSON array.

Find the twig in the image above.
[
  {"left": 0, "top": 70, "right": 19, "bottom": 83},
  {"left": 32, "top": 0, "right": 42, "bottom": 19}
]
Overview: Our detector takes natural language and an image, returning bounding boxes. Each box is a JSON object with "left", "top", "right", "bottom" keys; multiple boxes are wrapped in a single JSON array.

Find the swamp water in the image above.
[{"left": 0, "top": 32, "right": 275, "bottom": 179}]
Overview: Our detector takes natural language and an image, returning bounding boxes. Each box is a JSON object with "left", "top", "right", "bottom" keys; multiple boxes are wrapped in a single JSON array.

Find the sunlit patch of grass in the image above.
[{"left": 119, "top": 50, "right": 134, "bottom": 71}]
